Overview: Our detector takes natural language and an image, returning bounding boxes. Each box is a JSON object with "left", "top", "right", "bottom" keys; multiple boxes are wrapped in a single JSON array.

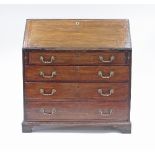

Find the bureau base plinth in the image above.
[{"left": 22, "top": 121, "right": 131, "bottom": 133}]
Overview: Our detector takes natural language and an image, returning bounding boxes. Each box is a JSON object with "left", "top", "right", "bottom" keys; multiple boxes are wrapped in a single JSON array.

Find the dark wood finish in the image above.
[
  {"left": 25, "top": 66, "right": 129, "bottom": 82},
  {"left": 25, "top": 102, "right": 129, "bottom": 121},
  {"left": 22, "top": 19, "right": 132, "bottom": 133},
  {"left": 25, "top": 82, "right": 129, "bottom": 101},
  {"left": 22, "top": 121, "right": 131, "bottom": 133},
  {"left": 28, "top": 51, "right": 129, "bottom": 65}
]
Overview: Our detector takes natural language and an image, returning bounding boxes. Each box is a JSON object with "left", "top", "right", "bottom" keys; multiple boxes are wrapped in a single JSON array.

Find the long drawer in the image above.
[
  {"left": 25, "top": 101, "right": 129, "bottom": 121},
  {"left": 25, "top": 82, "right": 129, "bottom": 101},
  {"left": 25, "top": 66, "right": 129, "bottom": 82},
  {"left": 28, "top": 51, "right": 129, "bottom": 65}
]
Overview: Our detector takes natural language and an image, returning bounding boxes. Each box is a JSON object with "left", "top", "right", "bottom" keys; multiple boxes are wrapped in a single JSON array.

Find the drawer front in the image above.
[
  {"left": 25, "top": 82, "right": 129, "bottom": 101},
  {"left": 28, "top": 51, "right": 128, "bottom": 65},
  {"left": 25, "top": 102, "right": 129, "bottom": 121},
  {"left": 25, "top": 66, "right": 129, "bottom": 82}
]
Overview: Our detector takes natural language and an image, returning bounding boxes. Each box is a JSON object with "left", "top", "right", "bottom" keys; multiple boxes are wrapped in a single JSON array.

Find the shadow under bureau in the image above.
[{"left": 22, "top": 19, "right": 132, "bottom": 133}]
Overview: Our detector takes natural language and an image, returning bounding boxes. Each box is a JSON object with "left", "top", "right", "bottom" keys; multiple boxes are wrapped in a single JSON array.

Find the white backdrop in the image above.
[{"left": 0, "top": 4, "right": 155, "bottom": 155}]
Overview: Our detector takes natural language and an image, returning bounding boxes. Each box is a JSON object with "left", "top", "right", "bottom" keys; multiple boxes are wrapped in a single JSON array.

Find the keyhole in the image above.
[{"left": 76, "top": 21, "right": 80, "bottom": 25}]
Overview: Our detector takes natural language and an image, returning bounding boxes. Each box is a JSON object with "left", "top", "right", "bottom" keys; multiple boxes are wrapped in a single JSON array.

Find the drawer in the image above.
[
  {"left": 25, "top": 66, "right": 129, "bottom": 82},
  {"left": 25, "top": 82, "right": 129, "bottom": 101},
  {"left": 25, "top": 102, "right": 129, "bottom": 121},
  {"left": 28, "top": 51, "right": 129, "bottom": 65}
]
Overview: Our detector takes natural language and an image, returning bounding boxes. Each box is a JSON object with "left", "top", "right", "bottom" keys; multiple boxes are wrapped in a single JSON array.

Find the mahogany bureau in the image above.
[{"left": 22, "top": 19, "right": 132, "bottom": 133}]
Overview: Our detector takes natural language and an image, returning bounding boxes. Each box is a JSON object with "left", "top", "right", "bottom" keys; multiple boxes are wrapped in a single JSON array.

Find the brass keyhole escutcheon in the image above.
[{"left": 75, "top": 21, "right": 80, "bottom": 25}]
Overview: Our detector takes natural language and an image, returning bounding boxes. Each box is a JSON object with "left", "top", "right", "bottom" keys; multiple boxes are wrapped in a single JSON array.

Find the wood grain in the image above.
[
  {"left": 23, "top": 19, "right": 131, "bottom": 49},
  {"left": 25, "top": 101, "right": 129, "bottom": 121},
  {"left": 25, "top": 82, "right": 129, "bottom": 101},
  {"left": 25, "top": 66, "right": 129, "bottom": 82},
  {"left": 22, "top": 19, "right": 132, "bottom": 133},
  {"left": 28, "top": 51, "right": 129, "bottom": 65}
]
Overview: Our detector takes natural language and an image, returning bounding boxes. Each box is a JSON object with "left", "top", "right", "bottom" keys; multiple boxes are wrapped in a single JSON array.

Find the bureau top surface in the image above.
[{"left": 23, "top": 19, "right": 131, "bottom": 50}]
